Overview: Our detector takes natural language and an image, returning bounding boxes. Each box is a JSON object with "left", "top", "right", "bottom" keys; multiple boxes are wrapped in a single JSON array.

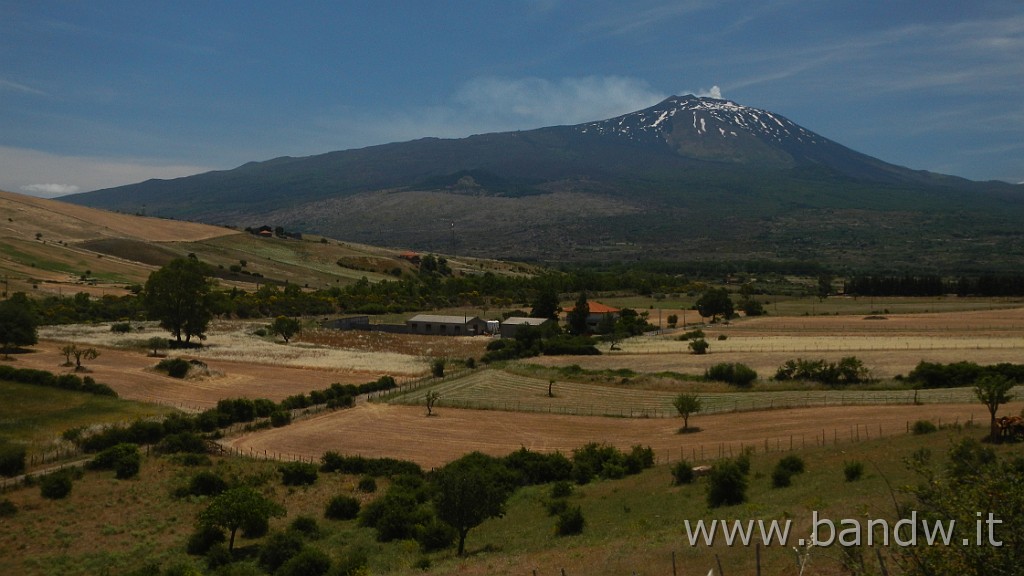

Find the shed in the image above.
[
  {"left": 406, "top": 314, "right": 487, "bottom": 336},
  {"left": 499, "top": 317, "right": 552, "bottom": 339}
]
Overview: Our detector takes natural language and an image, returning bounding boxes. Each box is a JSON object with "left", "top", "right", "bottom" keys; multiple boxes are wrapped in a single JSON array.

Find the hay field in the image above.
[
  {"left": 528, "top": 307, "right": 1024, "bottom": 378},
  {"left": 224, "top": 401, "right": 1011, "bottom": 470}
]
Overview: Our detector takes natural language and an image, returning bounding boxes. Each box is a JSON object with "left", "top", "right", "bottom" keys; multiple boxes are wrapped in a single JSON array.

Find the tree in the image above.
[
  {"left": 198, "top": 486, "right": 284, "bottom": 551},
  {"left": 143, "top": 258, "right": 215, "bottom": 345},
  {"left": 432, "top": 452, "right": 514, "bottom": 556},
  {"left": 0, "top": 295, "right": 38, "bottom": 356},
  {"left": 695, "top": 288, "right": 734, "bottom": 322},
  {"left": 566, "top": 292, "right": 590, "bottom": 335},
  {"left": 673, "top": 393, "right": 703, "bottom": 431},
  {"left": 60, "top": 344, "right": 99, "bottom": 371},
  {"left": 688, "top": 338, "right": 709, "bottom": 355},
  {"left": 530, "top": 286, "right": 560, "bottom": 320},
  {"left": 146, "top": 336, "right": 168, "bottom": 357},
  {"left": 425, "top": 390, "right": 440, "bottom": 416},
  {"left": 817, "top": 274, "right": 833, "bottom": 301},
  {"left": 270, "top": 316, "right": 302, "bottom": 343},
  {"left": 666, "top": 314, "right": 678, "bottom": 328},
  {"left": 974, "top": 374, "right": 1015, "bottom": 441}
]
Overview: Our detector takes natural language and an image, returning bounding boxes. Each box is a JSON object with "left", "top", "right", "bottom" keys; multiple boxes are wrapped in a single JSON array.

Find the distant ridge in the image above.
[{"left": 63, "top": 96, "right": 1024, "bottom": 272}]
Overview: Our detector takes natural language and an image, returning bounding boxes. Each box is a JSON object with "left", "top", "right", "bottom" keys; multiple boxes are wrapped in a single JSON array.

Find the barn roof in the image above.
[
  {"left": 501, "top": 317, "right": 550, "bottom": 326},
  {"left": 407, "top": 314, "right": 483, "bottom": 324}
]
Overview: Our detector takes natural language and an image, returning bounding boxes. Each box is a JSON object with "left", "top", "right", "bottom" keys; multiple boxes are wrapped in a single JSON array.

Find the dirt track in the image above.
[{"left": 224, "top": 401, "right": 1017, "bottom": 469}]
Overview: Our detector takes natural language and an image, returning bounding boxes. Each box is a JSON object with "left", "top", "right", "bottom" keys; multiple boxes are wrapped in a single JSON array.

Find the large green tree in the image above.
[
  {"left": 432, "top": 451, "right": 515, "bottom": 556},
  {"left": 144, "top": 258, "right": 215, "bottom": 344},
  {"left": 695, "top": 288, "right": 734, "bottom": 322},
  {"left": 199, "top": 486, "right": 284, "bottom": 551},
  {"left": 530, "top": 286, "right": 561, "bottom": 320},
  {"left": 0, "top": 293, "right": 38, "bottom": 355}
]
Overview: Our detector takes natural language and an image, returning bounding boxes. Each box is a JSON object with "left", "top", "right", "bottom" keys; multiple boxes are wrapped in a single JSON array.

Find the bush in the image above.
[
  {"left": 258, "top": 530, "right": 304, "bottom": 572},
  {"left": 186, "top": 525, "right": 225, "bottom": 555},
  {"left": 289, "top": 515, "right": 320, "bottom": 539},
  {"left": 671, "top": 461, "right": 696, "bottom": 485},
  {"left": 772, "top": 467, "right": 792, "bottom": 487},
  {"left": 204, "top": 543, "right": 232, "bottom": 570},
  {"left": 550, "top": 480, "right": 574, "bottom": 499},
  {"left": 431, "top": 358, "right": 445, "bottom": 378},
  {"left": 270, "top": 411, "right": 292, "bottom": 427},
  {"left": 88, "top": 443, "right": 141, "bottom": 479},
  {"left": 844, "top": 460, "right": 865, "bottom": 482},
  {"left": 110, "top": 322, "right": 132, "bottom": 333},
  {"left": 357, "top": 476, "right": 377, "bottom": 493},
  {"left": 280, "top": 461, "right": 318, "bottom": 486},
  {"left": 415, "top": 517, "right": 456, "bottom": 552},
  {"left": 156, "top": 357, "right": 191, "bottom": 378},
  {"left": 774, "top": 356, "right": 869, "bottom": 385},
  {"left": 555, "top": 505, "right": 585, "bottom": 536},
  {"left": 776, "top": 455, "right": 805, "bottom": 475},
  {"left": 0, "top": 498, "right": 17, "bottom": 517},
  {"left": 186, "top": 470, "right": 228, "bottom": 497},
  {"left": 546, "top": 498, "right": 570, "bottom": 516},
  {"left": 677, "top": 329, "right": 705, "bottom": 341},
  {"left": 912, "top": 419, "right": 938, "bottom": 435},
  {"left": 39, "top": 471, "right": 73, "bottom": 499},
  {"left": 688, "top": 338, "right": 709, "bottom": 355},
  {"left": 706, "top": 459, "right": 747, "bottom": 508},
  {"left": 277, "top": 547, "right": 332, "bottom": 576},
  {"left": 0, "top": 443, "right": 27, "bottom": 477},
  {"left": 705, "top": 363, "right": 758, "bottom": 386},
  {"left": 324, "top": 495, "right": 361, "bottom": 520}
]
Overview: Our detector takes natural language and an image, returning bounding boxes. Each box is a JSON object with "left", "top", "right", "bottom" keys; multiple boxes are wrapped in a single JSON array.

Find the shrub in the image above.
[
  {"left": 415, "top": 517, "right": 456, "bottom": 552},
  {"left": 280, "top": 461, "right": 318, "bottom": 486},
  {"left": 186, "top": 525, "right": 225, "bottom": 555},
  {"left": 772, "top": 467, "right": 793, "bottom": 488},
  {"left": 0, "top": 498, "right": 17, "bottom": 517},
  {"left": 324, "top": 495, "right": 360, "bottom": 520},
  {"left": 912, "top": 419, "right": 938, "bottom": 435},
  {"left": 550, "top": 480, "right": 573, "bottom": 499},
  {"left": 357, "top": 476, "right": 377, "bottom": 493},
  {"left": 40, "top": 471, "right": 73, "bottom": 499},
  {"left": 186, "top": 470, "right": 228, "bottom": 496},
  {"left": 774, "top": 356, "right": 869, "bottom": 385},
  {"left": 270, "top": 411, "right": 292, "bottom": 427},
  {"left": 776, "top": 455, "right": 805, "bottom": 475},
  {"left": 844, "top": 460, "right": 865, "bottom": 482},
  {"left": 555, "top": 505, "right": 585, "bottom": 536},
  {"left": 705, "top": 362, "right": 758, "bottom": 386},
  {"left": 688, "top": 338, "right": 709, "bottom": 355},
  {"left": 110, "top": 322, "right": 132, "bottom": 334},
  {"left": 546, "top": 498, "right": 570, "bottom": 516},
  {"left": 431, "top": 358, "right": 446, "bottom": 378},
  {"left": 706, "top": 459, "right": 747, "bottom": 508},
  {"left": 671, "top": 460, "right": 696, "bottom": 485},
  {"left": 258, "top": 530, "right": 304, "bottom": 572},
  {"left": 289, "top": 516, "right": 320, "bottom": 539},
  {"left": 88, "top": 443, "right": 141, "bottom": 479},
  {"left": 204, "top": 543, "right": 232, "bottom": 570},
  {"left": 156, "top": 357, "right": 191, "bottom": 378},
  {"left": 277, "top": 547, "right": 332, "bottom": 576},
  {"left": 717, "top": 334, "right": 728, "bottom": 341},
  {"left": 677, "top": 329, "right": 705, "bottom": 341},
  {"left": 0, "top": 443, "right": 27, "bottom": 477}
]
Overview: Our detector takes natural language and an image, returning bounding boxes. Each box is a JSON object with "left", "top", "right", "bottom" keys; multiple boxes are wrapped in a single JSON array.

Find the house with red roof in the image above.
[{"left": 563, "top": 301, "right": 621, "bottom": 331}]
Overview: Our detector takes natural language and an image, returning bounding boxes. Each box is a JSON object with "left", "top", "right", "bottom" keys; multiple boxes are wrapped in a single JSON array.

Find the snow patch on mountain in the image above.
[{"left": 576, "top": 95, "right": 822, "bottom": 146}]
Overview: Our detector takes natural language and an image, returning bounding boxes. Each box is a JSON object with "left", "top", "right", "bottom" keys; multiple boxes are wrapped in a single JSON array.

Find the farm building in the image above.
[
  {"left": 564, "top": 301, "right": 621, "bottom": 331},
  {"left": 406, "top": 314, "right": 488, "bottom": 336},
  {"left": 499, "top": 317, "right": 552, "bottom": 338}
]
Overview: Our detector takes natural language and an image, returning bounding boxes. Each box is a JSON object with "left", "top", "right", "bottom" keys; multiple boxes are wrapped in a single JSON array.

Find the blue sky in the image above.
[{"left": 2, "top": 1, "right": 1022, "bottom": 197}]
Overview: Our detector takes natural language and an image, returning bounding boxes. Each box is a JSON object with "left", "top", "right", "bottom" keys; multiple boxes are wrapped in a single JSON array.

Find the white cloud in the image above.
[
  {"left": 698, "top": 85, "right": 723, "bottom": 99},
  {"left": 454, "top": 75, "right": 667, "bottom": 127},
  {"left": 0, "top": 77, "right": 47, "bottom": 96},
  {"left": 21, "top": 183, "right": 80, "bottom": 197},
  {"left": 0, "top": 146, "right": 213, "bottom": 197}
]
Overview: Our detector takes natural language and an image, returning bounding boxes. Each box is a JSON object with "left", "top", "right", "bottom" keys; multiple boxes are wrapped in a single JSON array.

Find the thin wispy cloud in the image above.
[
  {"left": 21, "top": 183, "right": 80, "bottom": 197},
  {"left": 0, "top": 78, "right": 47, "bottom": 96}
]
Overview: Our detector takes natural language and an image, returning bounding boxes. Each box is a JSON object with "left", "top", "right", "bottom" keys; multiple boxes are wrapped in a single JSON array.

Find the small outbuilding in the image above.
[
  {"left": 406, "top": 314, "right": 488, "bottom": 336},
  {"left": 499, "top": 317, "right": 552, "bottom": 339}
]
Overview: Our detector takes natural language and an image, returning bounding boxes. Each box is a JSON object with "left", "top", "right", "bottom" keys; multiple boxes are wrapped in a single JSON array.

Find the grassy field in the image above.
[
  {"left": 0, "top": 424, "right": 1014, "bottom": 576},
  {"left": 0, "top": 380, "right": 173, "bottom": 467}
]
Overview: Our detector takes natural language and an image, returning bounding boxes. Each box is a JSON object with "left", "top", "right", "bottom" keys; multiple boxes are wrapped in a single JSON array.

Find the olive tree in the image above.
[
  {"left": 432, "top": 452, "right": 514, "bottom": 556},
  {"left": 975, "top": 374, "right": 1015, "bottom": 441},
  {"left": 198, "top": 486, "right": 284, "bottom": 551},
  {"left": 673, "top": 393, "right": 703, "bottom": 432}
]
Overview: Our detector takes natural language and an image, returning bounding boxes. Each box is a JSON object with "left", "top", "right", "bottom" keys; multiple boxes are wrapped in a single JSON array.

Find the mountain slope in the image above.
[{"left": 63, "top": 96, "right": 1024, "bottom": 271}]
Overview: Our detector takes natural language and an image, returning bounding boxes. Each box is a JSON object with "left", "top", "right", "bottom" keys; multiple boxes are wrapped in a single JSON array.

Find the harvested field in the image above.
[
  {"left": 224, "top": 401, "right": 1017, "bottom": 470},
  {"left": 12, "top": 340, "right": 410, "bottom": 411}
]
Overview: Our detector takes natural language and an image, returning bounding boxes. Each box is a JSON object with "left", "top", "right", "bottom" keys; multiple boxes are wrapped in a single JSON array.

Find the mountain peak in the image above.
[{"left": 577, "top": 94, "right": 823, "bottom": 151}]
